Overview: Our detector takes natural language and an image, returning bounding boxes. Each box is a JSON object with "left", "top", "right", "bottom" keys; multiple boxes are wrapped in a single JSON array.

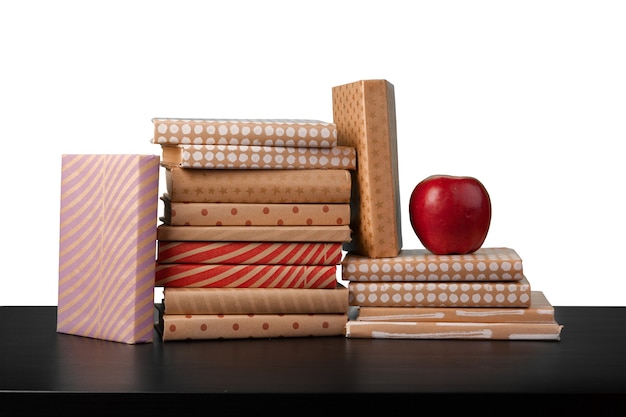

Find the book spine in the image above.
[
  {"left": 332, "top": 79, "right": 402, "bottom": 257},
  {"left": 344, "top": 321, "right": 563, "bottom": 341},
  {"left": 356, "top": 291, "right": 554, "bottom": 323},
  {"left": 156, "top": 225, "right": 352, "bottom": 243},
  {"left": 161, "top": 199, "right": 351, "bottom": 227},
  {"left": 348, "top": 277, "right": 532, "bottom": 308},
  {"left": 162, "top": 144, "right": 356, "bottom": 170},
  {"left": 165, "top": 167, "right": 352, "bottom": 203},
  {"left": 155, "top": 263, "right": 338, "bottom": 289},
  {"left": 163, "top": 286, "right": 349, "bottom": 314},
  {"left": 152, "top": 118, "right": 338, "bottom": 148},
  {"left": 157, "top": 241, "right": 343, "bottom": 265},
  {"left": 161, "top": 312, "right": 348, "bottom": 340},
  {"left": 342, "top": 247, "right": 524, "bottom": 282}
]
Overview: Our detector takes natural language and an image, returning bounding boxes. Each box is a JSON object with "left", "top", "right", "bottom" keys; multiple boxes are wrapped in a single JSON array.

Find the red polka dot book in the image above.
[{"left": 160, "top": 195, "right": 351, "bottom": 227}]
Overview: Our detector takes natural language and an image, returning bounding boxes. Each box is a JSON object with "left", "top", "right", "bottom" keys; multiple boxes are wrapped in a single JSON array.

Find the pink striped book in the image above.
[
  {"left": 157, "top": 241, "right": 343, "bottom": 265},
  {"left": 57, "top": 154, "right": 160, "bottom": 344},
  {"left": 155, "top": 263, "right": 338, "bottom": 289}
]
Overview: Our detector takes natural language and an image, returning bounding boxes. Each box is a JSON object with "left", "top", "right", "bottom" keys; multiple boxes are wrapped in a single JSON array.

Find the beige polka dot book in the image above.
[{"left": 152, "top": 80, "right": 563, "bottom": 342}]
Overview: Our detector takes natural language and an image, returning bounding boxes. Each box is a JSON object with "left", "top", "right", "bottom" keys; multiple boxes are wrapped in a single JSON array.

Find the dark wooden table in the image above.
[{"left": 1, "top": 306, "right": 625, "bottom": 416}]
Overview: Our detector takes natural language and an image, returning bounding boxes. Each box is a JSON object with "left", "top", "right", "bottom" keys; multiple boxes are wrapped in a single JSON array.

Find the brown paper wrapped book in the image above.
[
  {"left": 160, "top": 144, "right": 356, "bottom": 170},
  {"left": 160, "top": 195, "right": 351, "bottom": 227},
  {"left": 342, "top": 247, "right": 524, "bottom": 282},
  {"left": 348, "top": 276, "right": 532, "bottom": 308},
  {"left": 162, "top": 284, "right": 349, "bottom": 315},
  {"left": 152, "top": 118, "right": 338, "bottom": 148},
  {"left": 164, "top": 166, "right": 352, "bottom": 203},
  {"left": 156, "top": 303, "right": 348, "bottom": 341},
  {"left": 332, "top": 79, "right": 402, "bottom": 258}
]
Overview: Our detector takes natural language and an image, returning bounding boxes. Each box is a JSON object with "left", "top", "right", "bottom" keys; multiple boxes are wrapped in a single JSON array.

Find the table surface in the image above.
[{"left": 1, "top": 305, "right": 625, "bottom": 416}]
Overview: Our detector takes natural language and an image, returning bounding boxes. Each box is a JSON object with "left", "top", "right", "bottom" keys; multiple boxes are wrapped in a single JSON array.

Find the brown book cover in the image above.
[
  {"left": 160, "top": 144, "right": 356, "bottom": 170},
  {"left": 162, "top": 284, "right": 349, "bottom": 315},
  {"left": 157, "top": 241, "right": 343, "bottom": 265},
  {"left": 155, "top": 263, "right": 339, "bottom": 289},
  {"left": 348, "top": 277, "right": 532, "bottom": 308},
  {"left": 355, "top": 291, "right": 555, "bottom": 323},
  {"left": 160, "top": 194, "right": 350, "bottom": 226},
  {"left": 332, "top": 79, "right": 402, "bottom": 258},
  {"left": 342, "top": 247, "right": 524, "bottom": 282},
  {"left": 164, "top": 166, "right": 352, "bottom": 203},
  {"left": 155, "top": 304, "right": 348, "bottom": 341},
  {"left": 152, "top": 118, "right": 338, "bottom": 148},
  {"left": 156, "top": 224, "right": 352, "bottom": 243},
  {"left": 344, "top": 319, "right": 563, "bottom": 341}
]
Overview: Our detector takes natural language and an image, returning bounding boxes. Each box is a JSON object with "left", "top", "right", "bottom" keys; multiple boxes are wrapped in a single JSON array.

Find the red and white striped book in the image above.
[
  {"left": 157, "top": 241, "right": 343, "bottom": 265},
  {"left": 155, "top": 263, "right": 338, "bottom": 289}
]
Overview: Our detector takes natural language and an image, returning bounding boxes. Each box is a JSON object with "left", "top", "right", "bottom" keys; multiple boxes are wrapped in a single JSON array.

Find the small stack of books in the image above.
[
  {"left": 342, "top": 248, "right": 564, "bottom": 340},
  {"left": 150, "top": 118, "right": 355, "bottom": 340},
  {"left": 331, "top": 79, "right": 563, "bottom": 341}
]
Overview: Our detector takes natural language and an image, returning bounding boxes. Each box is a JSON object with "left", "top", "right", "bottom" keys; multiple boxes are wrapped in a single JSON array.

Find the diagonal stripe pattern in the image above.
[{"left": 57, "top": 154, "right": 159, "bottom": 344}]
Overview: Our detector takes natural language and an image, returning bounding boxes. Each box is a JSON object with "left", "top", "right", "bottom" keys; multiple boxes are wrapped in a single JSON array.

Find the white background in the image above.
[{"left": 1, "top": 1, "right": 624, "bottom": 307}]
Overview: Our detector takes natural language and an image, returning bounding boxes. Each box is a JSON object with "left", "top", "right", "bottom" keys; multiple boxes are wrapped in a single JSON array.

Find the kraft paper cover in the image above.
[
  {"left": 163, "top": 284, "right": 349, "bottom": 314},
  {"left": 165, "top": 166, "right": 352, "bottom": 203},
  {"left": 156, "top": 225, "right": 352, "bottom": 243},
  {"left": 159, "top": 310, "right": 348, "bottom": 341},
  {"left": 57, "top": 154, "right": 159, "bottom": 344},
  {"left": 349, "top": 277, "right": 532, "bottom": 308},
  {"left": 356, "top": 291, "right": 554, "bottom": 323},
  {"left": 332, "top": 79, "right": 402, "bottom": 258},
  {"left": 344, "top": 320, "right": 563, "bottom": 341},
  {"left": 342, "top": 247, "right": 524, "bottom": 282},
  {"left": 161, "top": 144, "right": 356, "bottom": 170},
  {"left": 155, "top": 263, "right": 338, "bottom": 289},
  {"left": 152, "top": 118, "right": 338, "bottom": 148},
  {"left": 160, "top": 196, "right": 350, "bottom": 227},
  {"left": 157, "top": 241, "right": 343, "bottom": 265}
]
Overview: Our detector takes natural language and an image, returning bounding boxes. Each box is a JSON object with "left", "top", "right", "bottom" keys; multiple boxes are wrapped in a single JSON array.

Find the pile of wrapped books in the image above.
[{"left": 151, "top": 118, "right": 356, "bottom": 340}]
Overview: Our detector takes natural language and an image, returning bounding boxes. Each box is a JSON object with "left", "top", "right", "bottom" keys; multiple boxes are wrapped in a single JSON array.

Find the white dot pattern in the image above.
[
  {"left": 174, "top": 144, "right": 356, "bottom": 170},
  {"left": 152, "top": 118, "right": 338, "bottom": 148},
  {"left": 342, "top": 248, "right": 524, "bottom": 282},
  {"left": 349, "top": 277, "right": 532, "bottom": 307}
]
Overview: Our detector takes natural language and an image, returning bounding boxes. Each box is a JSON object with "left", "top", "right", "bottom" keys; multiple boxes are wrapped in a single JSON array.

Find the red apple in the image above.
[{"left": 409, "top": 175, "right": 492, "bottom": 255}]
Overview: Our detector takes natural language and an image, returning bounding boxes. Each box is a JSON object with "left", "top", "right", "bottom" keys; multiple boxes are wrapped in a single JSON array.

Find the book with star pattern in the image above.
[{"left": 164, "top": 166, "right": 352, "bottom": 203}]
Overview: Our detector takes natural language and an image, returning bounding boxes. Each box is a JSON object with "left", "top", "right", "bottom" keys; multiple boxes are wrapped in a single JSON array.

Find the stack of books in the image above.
[
  {"left": 342, "top": 248, "right": 564, "bottom": 340},
  {"left": 150, "top": 118, "right": 356, "bottom": 341},
  {"left": 331, "top": 79, "right": 563, "bottom": 341}
]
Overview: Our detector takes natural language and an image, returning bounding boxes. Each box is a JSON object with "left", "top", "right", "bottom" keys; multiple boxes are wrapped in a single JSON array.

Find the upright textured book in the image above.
[
  {"left": 332, "top": 79, "right": 402, "bottom": 258},
  {"left": 57, "top": 154, "right": 159, "bottom": 344}
]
